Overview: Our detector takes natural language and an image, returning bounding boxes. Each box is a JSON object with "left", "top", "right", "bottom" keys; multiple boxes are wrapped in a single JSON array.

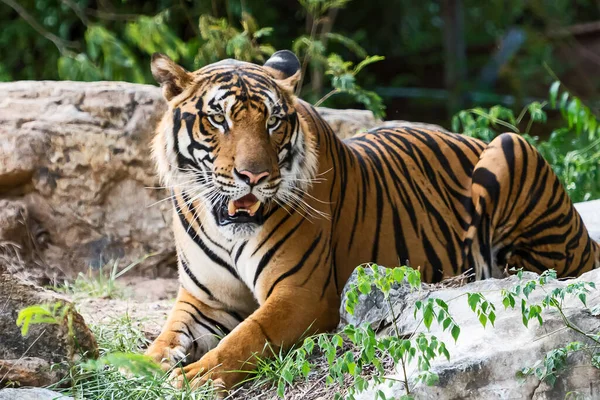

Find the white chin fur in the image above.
[{"left": 217, "top": 222, "right": 263, "bottom": 240}]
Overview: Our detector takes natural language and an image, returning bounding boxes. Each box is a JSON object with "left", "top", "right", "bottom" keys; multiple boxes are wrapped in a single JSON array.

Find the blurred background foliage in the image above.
[{"left": 1, "top": 0, "right": 599, "bottom": 200}]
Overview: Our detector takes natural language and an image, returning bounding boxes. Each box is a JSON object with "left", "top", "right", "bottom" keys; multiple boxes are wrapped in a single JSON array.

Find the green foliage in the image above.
[
  {"left": 245, "top": 340, "right": 315, "bottom": 398},
  {"left": 2, "top": 0, "right": 384, "bottom": 116},
  {"left": 414, "top": 298, "right": 461, "bottom": 341},
  {"left": 499, "top": 268, "right": 600, "bottom": 388},
  {"left": 319, "top": 54, "right": 385, "bottom": 118},
  {"left": 59, "top": 25, "right": 145, "bottom": 82},
  {"left": 195, "top": 13, "right": 275, "bottom": 66},
  {"left": 465, "top": 293, "right": 496, "bottom": 328},
  {"left": 517, "top": 342, "right": 584, "bottom": 388},
  {"left": 16, "top": 302, "right": 74, "bottom": 336},
  {"left": 46, "top": 313, "right": 217, "bottom": 399},
  {"left": 453, "top": 82, "right": 600, "bottom": 202},
  {"left": 345, "top": 264, "right": 420, "bottom": 315},
  {"left": 81, "top": 352, "right": 162, "bottom": 378},
  {"left": 125, "top": 13, "right": 193, "bottom": 64},
  {"left": 249, "top": 264, "right": 450, "bottom": 399},
  {"left": 92, "top": 313, "right": 151, "bottom": 354}
]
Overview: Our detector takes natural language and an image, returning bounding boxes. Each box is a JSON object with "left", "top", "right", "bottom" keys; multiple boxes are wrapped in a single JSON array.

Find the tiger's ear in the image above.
[
  {"left": 263, "top": 50, "right": 301, "bottom": 93},
  {"left": 151, "top": 53, "right": 193, "bottom": 101}
]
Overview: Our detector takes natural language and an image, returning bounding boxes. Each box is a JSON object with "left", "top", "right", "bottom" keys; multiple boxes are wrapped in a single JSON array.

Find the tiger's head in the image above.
[{"left": 151, "top": 51, "right": 318, "bottom": 239}]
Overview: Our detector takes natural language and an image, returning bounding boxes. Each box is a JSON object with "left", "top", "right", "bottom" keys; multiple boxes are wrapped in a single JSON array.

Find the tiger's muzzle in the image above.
[{"left": 213, "top": 193, "right": 266, "bottom": 226}]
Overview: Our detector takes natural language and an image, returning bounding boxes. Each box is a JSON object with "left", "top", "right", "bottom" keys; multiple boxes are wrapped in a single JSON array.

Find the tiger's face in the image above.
[{"left": 152, "top": 51, "right": 317, "bottom": 239}]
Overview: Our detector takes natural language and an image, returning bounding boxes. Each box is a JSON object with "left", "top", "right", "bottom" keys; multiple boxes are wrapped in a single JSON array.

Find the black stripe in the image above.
[
  {"left": 181, "top": 309, "right": 220, "bottom": 336},
  {"left": 181, "top": 300, "right": 231, "bottom": 335},
  {"left": 252, "top": 212, "right": 294, "bottom": 257},
  {"left": 234, "top": 241, "right": 248, "bottom": 265},
  {"left": 266, "top": 232, "right": 323, "bottom": 299},
  {"left": 180, "top": 255, "right": 214, "bottom": 299},
  {"left": 175, "top": 198, "right": 241, "bottom": 280},
  {"left": 253, "top": 218, "right": 304, "bottom": 286},
  {"left": 224, "top": 309, "right": 245, "bottom": 323}
]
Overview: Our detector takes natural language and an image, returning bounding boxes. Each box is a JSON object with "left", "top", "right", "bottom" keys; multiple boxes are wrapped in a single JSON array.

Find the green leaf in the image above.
[
  {"left": 467, "top": 293, "right": 480, "bottom": 311},
  {"left": 578, "top": 293, "right": 587, "bottom": 306},
  {"left": 301, "top": 360, "right": 311, "bottom": 377},
  {"left": 423, "top": 305, "right": 434, "bottom": 330},
  {"left": 451, "top": 325, "right": 460, "bottom": 342},
  {"left": 277, "top": 379, "right": 286, "bottom": 397},
  {"left": 442, "top": 318, "right": 451, "bottom": 331},
  {"left": 392, "top": 267, "right": 405, "bottom": 283},
  {"left": 478, "top": 313, "right": 488, "bottom": 328},
  {"left": 358, "top": 281, "right": 371, "bottom": 295},
  {"left": 424, "top": 371, "right": 440, "bottom": 386}
]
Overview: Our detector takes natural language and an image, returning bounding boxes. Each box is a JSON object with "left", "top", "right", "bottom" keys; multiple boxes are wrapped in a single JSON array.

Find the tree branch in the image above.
[
  {"left": 61, "top": 0, "right": 89, "bottom": 26},
  {"left": 1, "top": 0, "right": 79, "bottom": 54}
]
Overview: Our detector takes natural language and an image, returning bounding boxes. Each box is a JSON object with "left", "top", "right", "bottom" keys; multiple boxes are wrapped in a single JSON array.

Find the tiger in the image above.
[{"left": 145, "top": 49, "right": 600, "bottom": 391}]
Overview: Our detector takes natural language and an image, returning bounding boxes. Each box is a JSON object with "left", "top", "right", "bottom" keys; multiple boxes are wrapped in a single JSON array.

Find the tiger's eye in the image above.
[
  {"left": 267, "top": 116, "right": 279, "bottom": 127},
  {"left": 212, "top": 114, "right": 225, "bottom": 124}
]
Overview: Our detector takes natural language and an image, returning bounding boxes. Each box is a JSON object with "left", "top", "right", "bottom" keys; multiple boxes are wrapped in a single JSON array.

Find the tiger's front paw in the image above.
[
  {"left": 145, "top": 339, "right": 189, "bottom": 371},
  {"left": 169, "top": 349, "right": 241, "bottom": 394}
]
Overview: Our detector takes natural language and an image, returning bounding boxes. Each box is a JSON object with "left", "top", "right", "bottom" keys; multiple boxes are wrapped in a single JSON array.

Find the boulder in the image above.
[
  {"left": 0, "top": 260, "right": 98, "bottom": 387},
  {"left": 0, "top": 81, "right": 171, "bottom": 279},
  {"left": 341, "top": 268, "right": 600, "bottom": 400},
  {"left": 0, "top": 81, "right": 445, "bottom": 279},
  {"left": 575, "top": 199, "right": 600, "bottom": 242},
  {"left": 0, "top": 388, "right": 72, "bottom": 400}
]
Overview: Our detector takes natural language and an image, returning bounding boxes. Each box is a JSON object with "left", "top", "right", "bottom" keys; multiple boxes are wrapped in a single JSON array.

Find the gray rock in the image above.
[
  {"left": 0, "top": 388, "right": 72, "bottom": 400},
  {"left": 575, "top": 199, "right": 600, "bottom": 242},
  {"left": 341, "top": 269, "right": 600, "bottom": 399},
  {"left": 0, "top": 261, "right": 98, "bottom": 387}
]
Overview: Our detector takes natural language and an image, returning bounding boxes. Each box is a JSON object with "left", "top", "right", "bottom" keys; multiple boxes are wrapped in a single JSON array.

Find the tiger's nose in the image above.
[{"left": 233, "top": 168, "right": 270, "bottom": 186}]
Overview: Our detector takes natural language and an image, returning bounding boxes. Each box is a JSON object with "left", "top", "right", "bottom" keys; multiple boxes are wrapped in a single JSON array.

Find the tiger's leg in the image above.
[
  {"left": 169, "top": 285, "right": 340, "bottom": 390},
  {"left": 145, "top": 286, "right": 242, "bottom": 370},
  {"left": 466, "top": 132, "right": 600, "bottom": 279}
]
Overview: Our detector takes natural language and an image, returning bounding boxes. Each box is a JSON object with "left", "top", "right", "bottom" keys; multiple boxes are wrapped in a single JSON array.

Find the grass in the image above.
[
  {"left": 52, "top": 256, "right": 152, "bottom": 300},
  {"left": 48, "top": 312, "right": 219, "bottom": 400},
  {"left": 38, "top": 307, "right": 352, "bottom": 400}
]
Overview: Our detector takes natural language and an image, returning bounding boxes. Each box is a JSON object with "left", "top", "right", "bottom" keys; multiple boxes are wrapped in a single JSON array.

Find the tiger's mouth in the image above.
[{"left": 214, "top": 193, "right": 265, "bottom": 226}]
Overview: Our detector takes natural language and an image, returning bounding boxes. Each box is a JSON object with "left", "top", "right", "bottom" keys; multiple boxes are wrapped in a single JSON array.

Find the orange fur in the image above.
[{"left": 145, "top": 52, "right": 600, "bottom": 391}]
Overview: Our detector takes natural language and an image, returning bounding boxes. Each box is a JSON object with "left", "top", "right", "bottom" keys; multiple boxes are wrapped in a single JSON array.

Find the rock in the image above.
[
  {"left": 0, "top": 263, "right": 98, "bottom": 387},
  {"left": 0, "top": 388, "right": 73, "bottom": 400},
  {"left": 0, "top": 81, "right": 172, "bottom": 279},
  {"left": 341, "top": 268, "right": 600, "bottom": 400},
  {"left": 317, "top": 106, "right": 447, "bottom": 139},
  {"left": 575, "top": 199, "right": 600, "bottom": 242},
  {"left": 317, "top": 107, "right": 381, "bottom": 139},
  {"left": 0, "top": 81, "right": 446, "bottom": 279}
]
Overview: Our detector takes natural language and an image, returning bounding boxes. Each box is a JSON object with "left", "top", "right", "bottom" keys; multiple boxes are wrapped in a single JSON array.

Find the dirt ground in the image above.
[{"left": 75, "top": 277, "right": 179, "bottom": 341}]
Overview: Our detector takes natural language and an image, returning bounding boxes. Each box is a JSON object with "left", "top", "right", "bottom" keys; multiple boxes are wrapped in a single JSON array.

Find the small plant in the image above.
[
  {"left": 53, "top": 255, "right": 150, "bottom": 300},
  {"left": 500, "top": 268, "right": 600, "bottom": 387},
  {"left": 316, "top": 54, "right": 385, "bottom": 118},
  {"left": 16, "top": 301, "right": 75, "bottom": 337}
]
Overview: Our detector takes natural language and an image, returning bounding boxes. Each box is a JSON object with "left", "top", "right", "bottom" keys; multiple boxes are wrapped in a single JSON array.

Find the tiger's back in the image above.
[{"left": 305, "top": 109, "right": 600, "bottom": 283}]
